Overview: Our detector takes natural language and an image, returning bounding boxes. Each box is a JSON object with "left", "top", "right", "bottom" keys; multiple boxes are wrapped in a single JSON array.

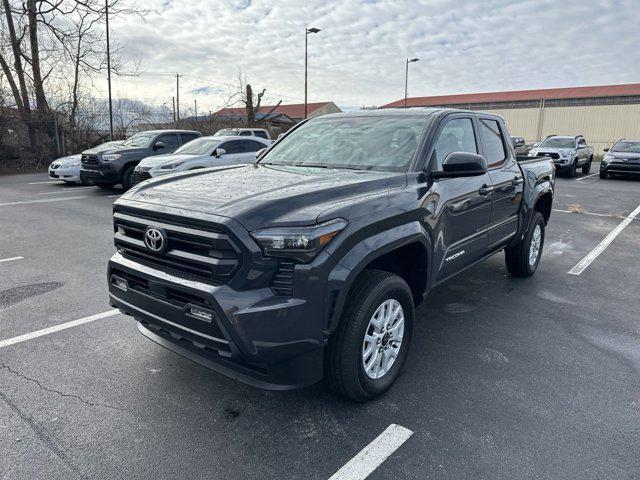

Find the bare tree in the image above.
[
  {"left": 112, "top": 97, "right": 152, "bottom": 138},
  {"left": 221, "top": 72, "right": 281, "bottom": 127}
]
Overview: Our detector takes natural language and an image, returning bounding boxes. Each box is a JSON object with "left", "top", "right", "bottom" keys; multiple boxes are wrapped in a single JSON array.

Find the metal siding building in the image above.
[{"left": 380, "top": 84, "right": 640, "bottom": 154}]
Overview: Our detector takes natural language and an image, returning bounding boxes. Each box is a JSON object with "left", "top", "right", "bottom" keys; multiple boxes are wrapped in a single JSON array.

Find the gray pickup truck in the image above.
[
  {"left": 529, "top": 135, "right": 593, "bottom": 177},
  {"left": 81, "top": 129, "right": 201, "bottom": 190},
  {"left": 108, "top": 108, "right": 555, "bottom": 401}
]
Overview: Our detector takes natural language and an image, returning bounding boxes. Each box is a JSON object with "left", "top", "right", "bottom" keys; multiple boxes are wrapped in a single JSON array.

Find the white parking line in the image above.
[
  {"left": 328, "top": 424, "right": 413, "bottom": 480},
  {"left": 553, "top": 208, "right": 621, "bottom": 218},
  {"left": 0, "top": 309, "right": 119, "bottom": 349},
  {"left": 108, "top": 194, "right": 121, "bottom": 198},
  {"left": 0, "top": 256, "right": 24, "bottom": 263},
  {"left": 0, "top": 196, "right": 88, "bottom": 207},
  {"left": 568, "top": 203, "right": 640, "bottom": 275},
  {"left": 575, "top": 173, "right": 599, "bottom": 181},
  {"left": 27, "top": 180, "right": 64, "bottom": 185}
]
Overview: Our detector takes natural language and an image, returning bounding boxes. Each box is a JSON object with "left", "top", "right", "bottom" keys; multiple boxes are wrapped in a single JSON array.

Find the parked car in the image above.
[
  {"left": 529, "top": 135, "right": 593, "bottom": 177},
  {"left": 80, "top": 130, "right": 201, "bottom": 190},
  {"left": 510, "top": 136, "right": 529, "bottom": 156},
  {"left": 48, "top": 141, "right": 123, "bottom": 184},
  {"left": 108, "top": 108, "right": 555, "bottom": 401},
  {"left": 214, "top": 128, "right": 271, "bottom": 140},
  {"left": 133, "top": 135, "right": 271, "bottom": 185},
  {"left": 600, "top": 139, "right": 640, "bottom": 179}
]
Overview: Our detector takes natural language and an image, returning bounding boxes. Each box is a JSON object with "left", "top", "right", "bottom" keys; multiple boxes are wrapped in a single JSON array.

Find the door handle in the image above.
[
  {"left": 511, "top": 177, "right": 524, "bottom": 186},
  {"left": 479, "top": 185, "right": 494, "bottom": 196}
]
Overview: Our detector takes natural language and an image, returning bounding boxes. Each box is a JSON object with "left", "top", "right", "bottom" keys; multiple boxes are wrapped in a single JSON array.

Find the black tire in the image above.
[
  {"left": 80, "top": 171, "right": 91, "bottom": 185},
  {"left": 567, "top": 160, "right": 577, "bottom": 177},
  {"left": 599, "top": 170, "right": 608, "bottom": 179},
  {"left": 505, "top": 212, "right": 545, "bottom": 277},
  {"left": 94, "top": 182, "right": 115, "bottom": 190},
  {"left": 121, "top": 165, "right": 136, "bottom": 191},
  {"left": 582, "top": 156, "right": 592, "bottom": 174},
  {"left": 325, "top": 270, "right": 414, "bottom": 402}
]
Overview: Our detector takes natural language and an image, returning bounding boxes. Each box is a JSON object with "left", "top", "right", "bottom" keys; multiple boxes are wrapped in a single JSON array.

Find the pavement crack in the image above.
[{"left": 1, "top": 362, "right": 127, "bottom": 412}]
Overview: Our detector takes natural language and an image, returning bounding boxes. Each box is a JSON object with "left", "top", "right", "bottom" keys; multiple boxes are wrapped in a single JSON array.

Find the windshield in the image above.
[
  {"left": 540, "top": 137, "right": 575, "bottom": 149},
  {"left": 122, "top": 133, "right": 153, "bottom": 147},
  {"left": 611, "top": 141, "right": 640, "bottom": 153},
  {"left": 215, "top": 129, "right": 239, "bottom": 136},
  {"left": 260, "top": 116, "right": 428, "bottom": 171},
  {"left": 174, "top": 138, "right": 220, "bottom": 155}
]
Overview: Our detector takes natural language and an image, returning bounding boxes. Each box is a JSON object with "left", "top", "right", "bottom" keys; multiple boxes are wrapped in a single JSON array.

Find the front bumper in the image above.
[
  {"left": 601, "top": 161, "right": 640, "bottom": 175},
  {"left": 81, "top": 165, "right": 121, "bottom": 184},
  {"left": 108, "top": 252, "right": 328, "bottom": 390},
  {"left": 49, "top": 166, "right": 81, "bottom": 182}
]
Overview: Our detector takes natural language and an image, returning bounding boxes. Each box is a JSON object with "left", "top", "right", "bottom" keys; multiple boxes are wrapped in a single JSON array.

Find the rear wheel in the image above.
[
  {"left": 325, "top": 270, "right": 414, "bottom": 402},
  {"left": 505, "top": 212, "right": 545, "bottom": 277},
  {"left": 582, "top": 156, "right": 592, "bottom": 174},
  {"left": 122, "top": 165, "right": 136, "bottom": 191}
]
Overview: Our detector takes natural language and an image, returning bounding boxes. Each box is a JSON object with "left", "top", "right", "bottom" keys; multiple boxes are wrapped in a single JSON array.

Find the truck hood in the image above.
[
  {"left": 138, "top": 154, "right": 196, "bottom": 168},
  {"left": 123, "top": 164, "right": 407, "bottom": 230},
  {"left": 82, "top": 145, "right": 145, "bottom": 157},
  {"left": 606, "top": 151, "right": 640, "bottom": 160}
]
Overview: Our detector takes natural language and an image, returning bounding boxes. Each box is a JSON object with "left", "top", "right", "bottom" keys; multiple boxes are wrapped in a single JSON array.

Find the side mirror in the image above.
[
  {"left": 515, "top": 140, "right": 525, "bottom": 148},
  {"left": 154, "top": 141, "right": 166, "bottom": 150},
  {"left": 255, "top": 148, "right": 266, "bottom": 159},
  {"left": 214, "top": 148, "right": 226, "bottom": 158},
  {"left": 603, "top": 148, "right": 609, "bottom": 152},
  {"left": 432, "top": 152, "right": 488, "bottom": 178}
]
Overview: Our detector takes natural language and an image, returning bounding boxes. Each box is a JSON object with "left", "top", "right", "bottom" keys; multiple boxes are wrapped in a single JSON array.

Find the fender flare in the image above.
[
  {"left": 324, "top": 221, "right": 432, "bottom": 335},
  {"left": 510, "top": 179, "right": 554, "bottom": 246}
]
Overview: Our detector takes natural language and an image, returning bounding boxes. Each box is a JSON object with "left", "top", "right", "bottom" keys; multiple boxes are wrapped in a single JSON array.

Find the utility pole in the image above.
[
  {"left": 172, "top": 97, "right": 176, "bottom": 123},
  {"left": 194, "top": 99, "right": 197, "bottom": 122},
  {"left": 105, "top": 0, "right": 113, "bottom": 139},
  {"left": 175, "top": 73, "right": 181, "bottom": 121}
]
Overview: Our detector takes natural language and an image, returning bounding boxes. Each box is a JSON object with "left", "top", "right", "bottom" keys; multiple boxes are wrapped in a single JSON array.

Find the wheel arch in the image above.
[{"left": 325, "top": 222, "right": 432, "bottom": 335}]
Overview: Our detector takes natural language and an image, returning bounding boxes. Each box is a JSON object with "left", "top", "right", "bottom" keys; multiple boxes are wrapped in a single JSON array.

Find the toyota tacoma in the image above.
[
  {"left": 529, "top": 134, "right": 593, "bottom": 177},
  {"left": 108, "top": 109, "right": 555, "bottom": 401}
]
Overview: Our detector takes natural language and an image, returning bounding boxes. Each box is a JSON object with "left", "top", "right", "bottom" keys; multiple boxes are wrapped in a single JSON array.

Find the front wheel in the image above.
[
  {"left": 325, "top": 270, "right": 414, "bottom": 402},
  {"left": 505, "top": 212, "right": 545, "bottom": 277},
  {"left": 599, "top": 170, "right": 608, "bottom": 179},
  {"left": 567, "top": 160, "right": 577, "bottom": 177},
  {"left": 121, "top": 165, "right": 136, "bottom": 191},
  {"left": 582, "top": 157, "right": 592, "bottom": 174}
]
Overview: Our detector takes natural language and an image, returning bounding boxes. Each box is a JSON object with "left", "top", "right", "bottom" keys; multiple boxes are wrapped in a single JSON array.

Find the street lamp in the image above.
[
  {"left": 305, "top": 27, "right": 321, "bottom": 119},
  {"left": 404, "top": 57, "right": 419, "bottom": 108}
]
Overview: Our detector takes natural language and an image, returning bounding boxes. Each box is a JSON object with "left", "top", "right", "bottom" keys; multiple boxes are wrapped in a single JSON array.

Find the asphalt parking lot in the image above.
[{"left": 1, "top": 167, "right": 639, "bottom": 480}]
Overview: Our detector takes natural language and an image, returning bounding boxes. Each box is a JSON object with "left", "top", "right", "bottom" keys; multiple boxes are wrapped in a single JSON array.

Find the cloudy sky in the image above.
[{"left": 104, "top": 0, "right": 640, "bottom": 114}]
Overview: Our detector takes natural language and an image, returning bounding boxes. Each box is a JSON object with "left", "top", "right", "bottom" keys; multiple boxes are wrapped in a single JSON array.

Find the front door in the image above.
[
  {"left": 478, "top": 117, "right": 523, "bottom": 249},
  {"left": 430, "top": 116, "right": 492, "bottom": 283}
]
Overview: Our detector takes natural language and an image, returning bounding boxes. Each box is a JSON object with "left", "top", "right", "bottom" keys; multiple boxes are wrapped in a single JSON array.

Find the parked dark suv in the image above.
[
  {"left": 601, "top": 139, "right": 640, "bottom": 178},
  {"left": 81, "top": 130, "right": 201, "bottom": 190}
]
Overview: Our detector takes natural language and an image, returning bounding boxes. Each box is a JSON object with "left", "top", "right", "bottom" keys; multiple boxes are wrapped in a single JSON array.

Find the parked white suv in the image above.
[
  {"left": 133, "top": 135, "right": 271, "bottom": 184},
  {"left": 214, "top": 128, "right": 271, "bottom": 140}
]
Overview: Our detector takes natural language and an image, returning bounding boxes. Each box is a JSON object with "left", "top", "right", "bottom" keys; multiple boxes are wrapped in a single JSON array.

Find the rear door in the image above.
[
  {"left": 430, "top": 114, "right": 493, "bottom": 282},
  {"left": 576, "top": 137, "right": 588, "bottom": 165},
  {"left": 216, "top": 139, "right": 265, "bottom": 165},
  {"left": 479, "top": 117, "right": 524, "bottom": 249}
]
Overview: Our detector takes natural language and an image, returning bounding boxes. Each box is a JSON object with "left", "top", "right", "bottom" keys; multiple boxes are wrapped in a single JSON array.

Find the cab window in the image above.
[
  {"left": 479, "top": 119, "right": 506, "bottom": 168},
  {"left": 433, "top": 118, "right": 478, "bottom": 168}
]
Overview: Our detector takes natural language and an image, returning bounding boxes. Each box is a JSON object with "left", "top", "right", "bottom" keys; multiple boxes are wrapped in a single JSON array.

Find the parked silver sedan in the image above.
[{"left": 49, "top": 140, "right": 123, "bottom": 184}]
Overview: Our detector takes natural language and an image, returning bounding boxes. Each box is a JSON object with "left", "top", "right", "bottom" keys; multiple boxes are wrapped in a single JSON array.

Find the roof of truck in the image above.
[{"left": 319, "top": 107, "right": 502, "bottom": 119}]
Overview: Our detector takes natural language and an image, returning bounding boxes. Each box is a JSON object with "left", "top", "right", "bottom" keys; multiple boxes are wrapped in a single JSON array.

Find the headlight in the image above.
[
  {"left": 251, "top": 219, "right": 347, "bottom": 262},
  {"left": 160, "top": 161, "right": 184, "bottom": 170},
  {"left": 102, "top": 153, "right": 121, "bottom": 161},
  {"left": 603, "top": 154, "right": 613, "bottom": 163}
]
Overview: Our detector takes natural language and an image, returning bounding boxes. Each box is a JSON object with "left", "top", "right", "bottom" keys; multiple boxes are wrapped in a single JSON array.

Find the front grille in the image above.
[
  {"left": 133, "top": 170, "right": 152, "bottom": 185},
  {"left": 271, "top": 260, "right": 295, "bottom": 295},
  {"left": 113, "top": 209, "right": 241, "bottom": 283},
  {"left": 539, "top": 151, "right": 560, "bottom": 159},
  {"left": 81, "top": 154, "right": 98, "bottom": 164}
]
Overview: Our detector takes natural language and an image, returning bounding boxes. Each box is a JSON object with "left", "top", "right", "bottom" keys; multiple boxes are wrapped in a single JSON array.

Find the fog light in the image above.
[
  {"left": 112, "top": 276, "right": 128, "bottom": 291},
  {"left": 186, "top": 305, "right": 213, "bottom": 323}
]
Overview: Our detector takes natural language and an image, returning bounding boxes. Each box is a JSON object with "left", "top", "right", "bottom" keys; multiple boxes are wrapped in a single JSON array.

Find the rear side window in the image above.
[
  {"left": 219, "top": 140, "right": 241, "bottom": 154},
  {"left": 479, "top": 119, "right": 506, "bottom": 168},
  {"left": 433, "top": 118, "right": 477, "bottom": 167},
  {"left": 253, "top": 131, "right": 268, "bottom": 139},
  {"left": 180, "top": 133, "right": 199, "bottom": 144},
  {"left": 240, "top": 140, "right": 267, "bottom": 152},
  {"left": 156, "top": 133, "right": 179, "bottom": 149},
  {"left": 239, "top": 131, "right": 252, "bottom": 136}
]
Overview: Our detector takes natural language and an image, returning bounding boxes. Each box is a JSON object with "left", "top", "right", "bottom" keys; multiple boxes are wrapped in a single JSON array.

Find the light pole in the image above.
[
  {"left": 305, "top": 27, "right": 321, "bottom": 119},
  {"left": 404, "top": 57, "right": 419, "bottom": 108},
  {"left": 105, "top": 0, "right": 113, "bottom": 139}
]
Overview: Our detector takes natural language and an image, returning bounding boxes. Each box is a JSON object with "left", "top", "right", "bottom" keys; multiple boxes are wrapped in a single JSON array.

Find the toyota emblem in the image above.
[{"left": 144, "top": 227, "right": 166, "bottom": 252}]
